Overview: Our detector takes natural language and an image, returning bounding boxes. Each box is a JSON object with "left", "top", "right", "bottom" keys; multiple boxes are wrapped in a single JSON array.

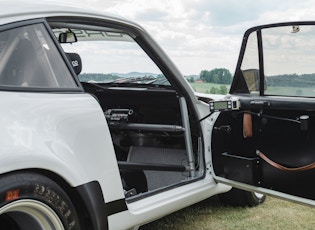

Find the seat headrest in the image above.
[{"left": 66, "top": 53, "right": 82, "bottom": 75}]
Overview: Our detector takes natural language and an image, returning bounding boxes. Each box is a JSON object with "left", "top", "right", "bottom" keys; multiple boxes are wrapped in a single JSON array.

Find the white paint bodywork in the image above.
[
  {"left": 0, "top": 1, "right": 234, "bottom": 229},
  {"left": 0, "top": 90, "right": 230, "bottom": 228},
  {"left": 0, "top": 1, "right": 311, "bottom": 225},
  {"left": 110, "top": 179, "right": 229, "bottom": 229},
  {"left": 0, "top": 91, "right": 125, "bottom": 202}
]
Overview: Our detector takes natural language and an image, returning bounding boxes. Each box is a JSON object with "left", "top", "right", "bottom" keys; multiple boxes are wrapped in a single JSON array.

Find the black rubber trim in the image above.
[
  {"left": 106, "top": 199, "right": 128, "bottom": 216},
  {"left": 236, "top": 94, "right": 315, "bottom": 111},
  {"left": 75, "top": 181, "right": 108, "bottom": 230},
  {"left": 257, "top": 29, "right": 265, "bottom": 96},
  {"left": 75, "top": 181, "right": 128, "bottom": 230},
  {"left": 118, "top": 161, "right": 187, "bottom": 172}
]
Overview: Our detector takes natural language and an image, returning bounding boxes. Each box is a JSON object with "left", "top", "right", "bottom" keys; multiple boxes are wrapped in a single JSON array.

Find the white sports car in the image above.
[{"left": 0, "top": 1, "right": 314, "bottom": 229}]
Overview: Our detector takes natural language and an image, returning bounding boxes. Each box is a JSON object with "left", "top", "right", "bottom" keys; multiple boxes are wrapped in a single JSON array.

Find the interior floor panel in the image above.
[{"left": 128, "top": 146, "right": 188, "bottom": 190}]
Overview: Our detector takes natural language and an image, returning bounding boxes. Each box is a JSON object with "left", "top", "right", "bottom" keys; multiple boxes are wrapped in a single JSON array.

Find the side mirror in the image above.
[
  {"left": 242, "top": 69, "right": 260, "bottom": 92},
  {"left": 58, "top": 32, "right": 77, "bottom": 43}
]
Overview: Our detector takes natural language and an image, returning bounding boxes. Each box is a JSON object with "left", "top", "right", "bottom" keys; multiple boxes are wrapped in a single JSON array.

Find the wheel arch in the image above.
[{"left": 0, "top": 168, "right": 109, "bottom": 230}]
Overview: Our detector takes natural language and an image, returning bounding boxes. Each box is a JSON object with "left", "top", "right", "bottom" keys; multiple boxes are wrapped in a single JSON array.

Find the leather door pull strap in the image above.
[
  {"left": 243, "top": 113, "right": 253, "bottom": 138},
  {"left": 257, "top": 150, "right": 315, "bottom": 172}
]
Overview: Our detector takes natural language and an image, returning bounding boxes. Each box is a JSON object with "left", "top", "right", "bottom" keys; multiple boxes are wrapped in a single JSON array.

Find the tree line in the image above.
[
  {"left": 78, "top": 73, "right": 120, "bottom": 82},
  {"left": 266, "top": 73, "right": 315, "bottom": 87},
  {"left": 79, "top": 68, "right": 233, "bottom": 84},
  {"left": 199, "top": 68, "right": 232, "bottom": 84}
]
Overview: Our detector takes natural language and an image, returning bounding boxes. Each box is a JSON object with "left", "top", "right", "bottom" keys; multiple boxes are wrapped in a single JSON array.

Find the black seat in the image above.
[{"left": 66, "top": 52, "right": 82, "bottom": 75}]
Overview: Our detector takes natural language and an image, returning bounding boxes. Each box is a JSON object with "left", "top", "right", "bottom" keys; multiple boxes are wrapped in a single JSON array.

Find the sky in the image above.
[{"left": 52, "top": 0, "right": 315, "bottom": 75}]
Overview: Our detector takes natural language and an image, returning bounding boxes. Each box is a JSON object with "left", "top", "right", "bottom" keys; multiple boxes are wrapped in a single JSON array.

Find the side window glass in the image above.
[
  {"left": 58, "top": 30, "right": 169, "bottom": 86},
  {"left": 262, "top": 25, "right": 315, "bottom": 97},
  {"left": 0, "top": 23, "right": 78, "bottom": 89},
  {"left": 241, "top": 32, "right": 260, "bottom": 94}
]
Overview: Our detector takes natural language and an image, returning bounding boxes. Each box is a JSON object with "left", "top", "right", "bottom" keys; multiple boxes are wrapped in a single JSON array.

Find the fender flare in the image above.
[{"left": 75, "top": 181, "right": 128, "bottom": 230}]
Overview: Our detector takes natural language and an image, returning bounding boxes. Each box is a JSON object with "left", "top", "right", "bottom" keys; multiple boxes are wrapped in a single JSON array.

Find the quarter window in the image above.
[{"left": 0, "top": 23, "right": 78, "bottom": 89}]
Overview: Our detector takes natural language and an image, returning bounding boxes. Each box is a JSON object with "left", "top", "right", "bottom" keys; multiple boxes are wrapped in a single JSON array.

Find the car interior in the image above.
[{"left": 53, "top": 22, "right": 206, "bottom": 201}]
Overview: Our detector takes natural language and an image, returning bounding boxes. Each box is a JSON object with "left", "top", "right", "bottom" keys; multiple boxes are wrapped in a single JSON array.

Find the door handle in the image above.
[{"left": 250, "top": 100, "right": 270, "bottom": 108}]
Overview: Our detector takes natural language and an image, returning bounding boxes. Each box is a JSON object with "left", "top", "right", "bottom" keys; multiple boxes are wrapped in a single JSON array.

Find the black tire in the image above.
[
  {"left": 219, "top": 188, "right": 266, "bottom": 207},
  {"left": 0, "top": 172, "right": 81, "bottom": 230}
]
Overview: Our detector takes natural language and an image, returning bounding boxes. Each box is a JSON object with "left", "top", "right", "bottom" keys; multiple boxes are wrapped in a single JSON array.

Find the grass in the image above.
[
  {"left": 265, "top": 86, "right": 315, "bottom": 97},
  {"left": 141, "top": 196, "right": 315, "bottom": 229}
]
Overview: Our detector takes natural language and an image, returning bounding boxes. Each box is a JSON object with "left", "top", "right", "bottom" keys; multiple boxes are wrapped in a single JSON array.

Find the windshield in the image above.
[{"left": 56, "top": 28, "right": 171, "bottom": 86}]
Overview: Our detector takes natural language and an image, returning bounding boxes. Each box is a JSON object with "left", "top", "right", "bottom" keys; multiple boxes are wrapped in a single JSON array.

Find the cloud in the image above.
[
  {"left": 133, "top": 8, "right": 168, "bottom": 22},
  {"left": 49, "top": 0, "right": 315, "bottom": 75}
]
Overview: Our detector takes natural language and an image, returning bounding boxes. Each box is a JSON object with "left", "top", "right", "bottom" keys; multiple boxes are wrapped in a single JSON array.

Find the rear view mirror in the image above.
[{"left": 59, "top": 32, "right": 77, "bottom": 43}]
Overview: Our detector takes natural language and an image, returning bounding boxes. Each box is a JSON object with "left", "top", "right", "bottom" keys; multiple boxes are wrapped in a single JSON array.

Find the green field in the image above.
[
  {"left": 265, "top": 86, "right": 315, "bottom": 97},
  {"left": 141, "top": 196, "right": 315, "bottom": 229},
  {"left": 190, "top": 82, "right": 315, "bottom": 98},
  {"left": 190, "top": 82, "right": 230, "bottom": 94}
]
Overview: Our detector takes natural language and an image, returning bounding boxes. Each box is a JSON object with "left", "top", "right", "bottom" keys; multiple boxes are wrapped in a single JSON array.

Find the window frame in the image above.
[{"left": 231, "top": 21, "right": 315, "bottom": 97}]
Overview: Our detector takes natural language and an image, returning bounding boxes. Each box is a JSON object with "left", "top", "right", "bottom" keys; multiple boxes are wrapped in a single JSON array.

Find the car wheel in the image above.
[
  {"left": 219, "top": 188, "right": 266, "bottom": 207},
  {"left": 0, "top": 172, "right": 80, "bottom": 230}
]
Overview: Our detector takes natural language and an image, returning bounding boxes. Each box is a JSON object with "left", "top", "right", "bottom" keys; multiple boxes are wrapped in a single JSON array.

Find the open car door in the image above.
[{"left": 211, "top": 22, "right": 315, "bottom": 206}]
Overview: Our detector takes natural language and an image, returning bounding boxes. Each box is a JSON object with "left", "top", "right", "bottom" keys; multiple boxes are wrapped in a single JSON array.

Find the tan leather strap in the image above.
[
  {"left": 243, "top": 113, "right": 253, "bottom": 138},
  {"left": 257, "top": 150, "right": 315, "bottom": 172}
]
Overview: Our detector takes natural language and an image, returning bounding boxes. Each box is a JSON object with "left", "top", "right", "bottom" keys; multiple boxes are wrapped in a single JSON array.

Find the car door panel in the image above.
[
  {"left": 211, "top": 22, "right": 315, "bottom": 204},
  {"left": 212, "top": 95, "right": 315, "bottom": 201}
]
